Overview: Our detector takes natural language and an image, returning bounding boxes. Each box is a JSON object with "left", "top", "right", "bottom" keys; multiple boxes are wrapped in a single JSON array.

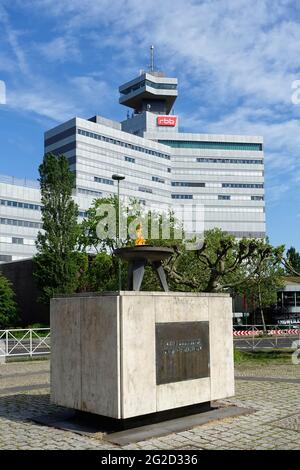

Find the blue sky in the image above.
[{"left": 0, "top": 0, "right": 300, "bottom": 250}]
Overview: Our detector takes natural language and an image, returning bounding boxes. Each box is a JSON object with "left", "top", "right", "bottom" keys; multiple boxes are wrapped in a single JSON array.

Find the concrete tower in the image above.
[{"left": 120, "top": 46, "right": 178, "bottom": 136}]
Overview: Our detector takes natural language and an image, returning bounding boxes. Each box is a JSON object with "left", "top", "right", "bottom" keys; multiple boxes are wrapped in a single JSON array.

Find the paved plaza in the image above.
[{"left": 0, "top": 359, "right": 299, "bottom": 450}]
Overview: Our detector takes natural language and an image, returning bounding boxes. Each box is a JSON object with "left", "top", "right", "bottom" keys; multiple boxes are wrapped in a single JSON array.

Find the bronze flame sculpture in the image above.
[{"left": 114, "top": 224, "right": 173, "bottom": 291}]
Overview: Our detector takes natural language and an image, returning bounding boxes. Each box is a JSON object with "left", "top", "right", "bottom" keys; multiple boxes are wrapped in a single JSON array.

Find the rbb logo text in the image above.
[{"left": 157, "top": 116, "right": 177, "bottom": 126}]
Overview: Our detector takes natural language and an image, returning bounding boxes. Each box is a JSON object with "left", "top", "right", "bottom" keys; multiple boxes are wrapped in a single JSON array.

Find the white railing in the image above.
[
  {"left": 0, "top": 325, "right": 299, "bottom": 358},
  {"left": 0, "top": 328, "right": 50, "bottom": 358},
  {"left": 0, "top": 174, "right": 39, "bottom": 189},
  {"left": 233, "top": 324, "right": 300, "bottom": 350}
]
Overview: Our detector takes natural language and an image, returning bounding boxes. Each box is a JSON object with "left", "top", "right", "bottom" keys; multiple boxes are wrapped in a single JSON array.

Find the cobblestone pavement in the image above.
[{"left": 0, "top": 360, "right": 299, "bottom": 450}]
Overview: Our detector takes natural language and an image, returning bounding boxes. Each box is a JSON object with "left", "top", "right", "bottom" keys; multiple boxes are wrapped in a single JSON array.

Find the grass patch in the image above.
[
  {"left": 234, "top": 348, "right": 294, "bottom": 364},
  {"left": 5, "top": 355, "right": 50, "bottom": 363}
]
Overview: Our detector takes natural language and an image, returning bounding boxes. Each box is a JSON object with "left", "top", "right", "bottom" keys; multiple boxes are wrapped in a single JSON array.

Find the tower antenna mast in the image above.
[{"left": 150, "top": 45, "right": 154, "bottom": 72}]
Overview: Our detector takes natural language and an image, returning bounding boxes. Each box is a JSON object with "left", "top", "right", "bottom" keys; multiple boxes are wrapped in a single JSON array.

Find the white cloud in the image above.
[
  {"left": 0, "top": 80, "right": 6, "bottom": 104},
  {"left": 70, "top": 76, "right": 110, "bottom": 99},
  {"left": 36, "top": 36, "right": 81, "bottom": 62},
  {"left": 3, "top": 0, "right": 300, "bottom": 202},
  {"left": 7, "top": 87, "right": 79, "bottom": 122},
  {"left": 0, "top": 4, "right": 30, "bottom": 76},
  {"left": 5, "top": 74, "right": 114, "bottom": 123}
]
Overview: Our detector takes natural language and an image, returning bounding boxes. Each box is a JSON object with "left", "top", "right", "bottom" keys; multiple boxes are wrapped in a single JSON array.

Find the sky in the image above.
[{"left": 0, "top": 0, "right": 300, "bottom": 250}]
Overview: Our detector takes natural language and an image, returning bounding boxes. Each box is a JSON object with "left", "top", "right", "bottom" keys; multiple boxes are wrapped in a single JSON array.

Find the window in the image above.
[
  {"left": 120, "top": 79, "right": 177, "bottom": 96},
  {"left": 139, "top": 187, "right": 153, "bottom": 193},
  {"left": 152, "top": 176, "right": 165, "bottom": 183},
  {"left": 196, "top": 157, "right": 263, "bottom": 165},
  {"left": 45, "top": 126, "right": 76, "bottom": 147},
  {"left": 145, "top": 79, "right": 177, "bottom": 91},
  {"left": 49, "top": 141, "right": 76, "bottom": 155},
  {"left": 125, "top": 156, "right": 135, "bottom": 163},
  {"left": 77, "top": 188, "right": 102, "bottom": 197},
  {"left": 0, "top": 199, "right": 41, "bottom": 210},
  {"left": 218, "top": 195, "right": 231, "bottom": 200},
  {"left": 251, "top": 196, "right": 264, "bottom": 201},
  {"left": 12, "top": 237, "right": 23, "bottom": 244},
  {"left": 159, "top": 140, "right": 263, "bottom": 151},
  {"left": 167, "top": 168, "right": 171, "bottom": 173},
  {"left": 77, "top": 129, "right": 170, "bottom": 160},
  {"left": 283, "top": 292, "right": 296, "bottom": 307},
  {"left": 94, "top": 177, "right": 114, "bottom": 185},
  {"left": 171, "top": 182, "right": 205, "bottom": 187},
  {"left": 171, "top": 194, "right": 193, "bottom": 199},
  {"left": 222, "top": 183, "right": 264, "bottom": 189},
  {"left": 0, "top": 218, "right": 42, "bottom": 229},
  {"left": 0, "top": 255, "right": 12, "bottom": 262}
]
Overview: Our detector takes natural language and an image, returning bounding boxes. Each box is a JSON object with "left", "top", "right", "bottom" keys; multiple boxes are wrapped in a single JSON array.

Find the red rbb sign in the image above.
[{"left": 157, "top": 116, "right": 177, "bottom": 126}]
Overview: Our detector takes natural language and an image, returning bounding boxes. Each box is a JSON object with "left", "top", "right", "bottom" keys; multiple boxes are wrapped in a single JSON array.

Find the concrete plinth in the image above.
[{"left": 50, "top": 292, "right": 234, "bottom": 419}]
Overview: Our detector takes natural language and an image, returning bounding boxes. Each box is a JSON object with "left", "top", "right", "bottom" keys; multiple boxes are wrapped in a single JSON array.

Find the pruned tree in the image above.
[
  {"left": 165, "top": 229, "right": 284, "bottom": 290},
  {"left": 236, "top": 241, "right": 285, "bottom": 330}
]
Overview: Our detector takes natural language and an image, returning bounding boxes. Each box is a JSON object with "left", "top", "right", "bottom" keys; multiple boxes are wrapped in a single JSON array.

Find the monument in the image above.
[
  {"left": 50, "top": 229, "right": 234, "bottom": 420},
  {"left": 114, "top": 224, "right": 174, "bottom": 291}
]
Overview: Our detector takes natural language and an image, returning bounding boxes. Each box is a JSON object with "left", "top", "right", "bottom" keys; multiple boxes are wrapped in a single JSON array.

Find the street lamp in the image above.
[{"left": 112, "top": 174, "right": 125, "bottom": 291}]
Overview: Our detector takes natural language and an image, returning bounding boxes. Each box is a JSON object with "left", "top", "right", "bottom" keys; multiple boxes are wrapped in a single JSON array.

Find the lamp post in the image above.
[{"left": 112, "top": 174, "right": 125, "bottom": 291}]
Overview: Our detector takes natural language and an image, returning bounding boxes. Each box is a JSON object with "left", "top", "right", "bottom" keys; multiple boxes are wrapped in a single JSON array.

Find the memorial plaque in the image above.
[{"left": 156, "top": 322, "right": 210, "bottom": 385}]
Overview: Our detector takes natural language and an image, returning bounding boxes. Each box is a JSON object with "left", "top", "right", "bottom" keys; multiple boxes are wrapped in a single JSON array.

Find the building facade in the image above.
[
  {"left": 276, "top": 277, "right": 300, "bottom": 325},
  {"left": 0, "top": 174, "right": 91, "bottom": 262},
  {"left": 0, "top": 67, "right": 265, "bottom": 262},
  {"left": 0, "top": 175, "right": 41, "bottom": 262}
]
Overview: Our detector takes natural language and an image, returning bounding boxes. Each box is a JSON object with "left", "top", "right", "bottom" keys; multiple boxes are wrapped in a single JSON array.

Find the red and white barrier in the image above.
[
  {"left": 233, "top": 330, "right": 261, "bottom": 336},
  {"left": 233, "top": 329, "right": 300, "bottom": 337},
  {"left": 267, "top": 329, "right": 300, "bottom": 336}
]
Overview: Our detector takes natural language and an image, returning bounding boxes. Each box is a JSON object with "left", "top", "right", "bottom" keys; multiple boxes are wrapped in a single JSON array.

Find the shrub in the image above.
[{"left": 0, "top": 274, "right": 19, "bottom": 328}]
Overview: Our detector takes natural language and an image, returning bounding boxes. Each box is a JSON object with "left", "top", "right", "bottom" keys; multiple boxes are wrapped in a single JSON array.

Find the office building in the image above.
[{"left": 0, "top": 58, "right": 265, "bottom": 262}]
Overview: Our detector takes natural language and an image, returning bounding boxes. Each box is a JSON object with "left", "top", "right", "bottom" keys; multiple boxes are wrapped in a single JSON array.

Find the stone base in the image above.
[{"left": 50, "top": 292, "right": 234, "bottom": 419}]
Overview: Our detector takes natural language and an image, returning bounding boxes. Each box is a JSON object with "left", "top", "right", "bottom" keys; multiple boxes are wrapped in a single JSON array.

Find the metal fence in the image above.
[
  {"left": 233, "top": 325, "right": 300, "bottom": 350},
  {"left": 0, "top": 174, "right": 39, "bottom": 189},
  {"left": 0, "top": 325, "right": 299, "bottom": 358},
  {"left": 0, "top": 329, "right": 51, "bottom": 358}
]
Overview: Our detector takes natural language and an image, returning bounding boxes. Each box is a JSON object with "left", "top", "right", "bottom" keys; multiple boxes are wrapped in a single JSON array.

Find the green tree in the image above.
[
  {"left": 79, "top": 195, "right": 130, "bottom": 253},
  {"left": 78, "top": 196, "right": 184, "bottom": 291},
  {"left": 285, "top": 246, "right": 300, "bottom": 275},
  {"left": 236, "top": 240, "right": 285, "bottom": 330},
  {"left": 78, "top": 198, "right": 287, "bottom": 308},
  {"left": 78, "top": 252, "right": 125, "bottom": 293},
  {"left": 164, "top": 229, "right": 284, "bottom": 295},
  {"left": 78, "top": 196, "right": 142, "bottom": 291},
  {"left": 33, "top": 153, "right": 83, "bottom": 303},
  {"left": 0, "top": 274, "right": 19, "bottom": 328},
  {"left": 79, "top": 195, "right": 184, "bottom": 253}
]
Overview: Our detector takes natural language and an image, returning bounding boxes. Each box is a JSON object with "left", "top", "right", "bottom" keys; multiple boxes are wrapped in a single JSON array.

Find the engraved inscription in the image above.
[
  {"left": 156, "top": 322, "right": 210, "bottom": 385},
  {"left": 161, "top": 339, "right": 203, "bottom": 354}
]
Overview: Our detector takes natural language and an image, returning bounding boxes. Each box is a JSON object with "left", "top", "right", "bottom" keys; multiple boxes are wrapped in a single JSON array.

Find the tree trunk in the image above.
[{"left": 258, "top": 282, "right": 267, "bottom": 333}]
